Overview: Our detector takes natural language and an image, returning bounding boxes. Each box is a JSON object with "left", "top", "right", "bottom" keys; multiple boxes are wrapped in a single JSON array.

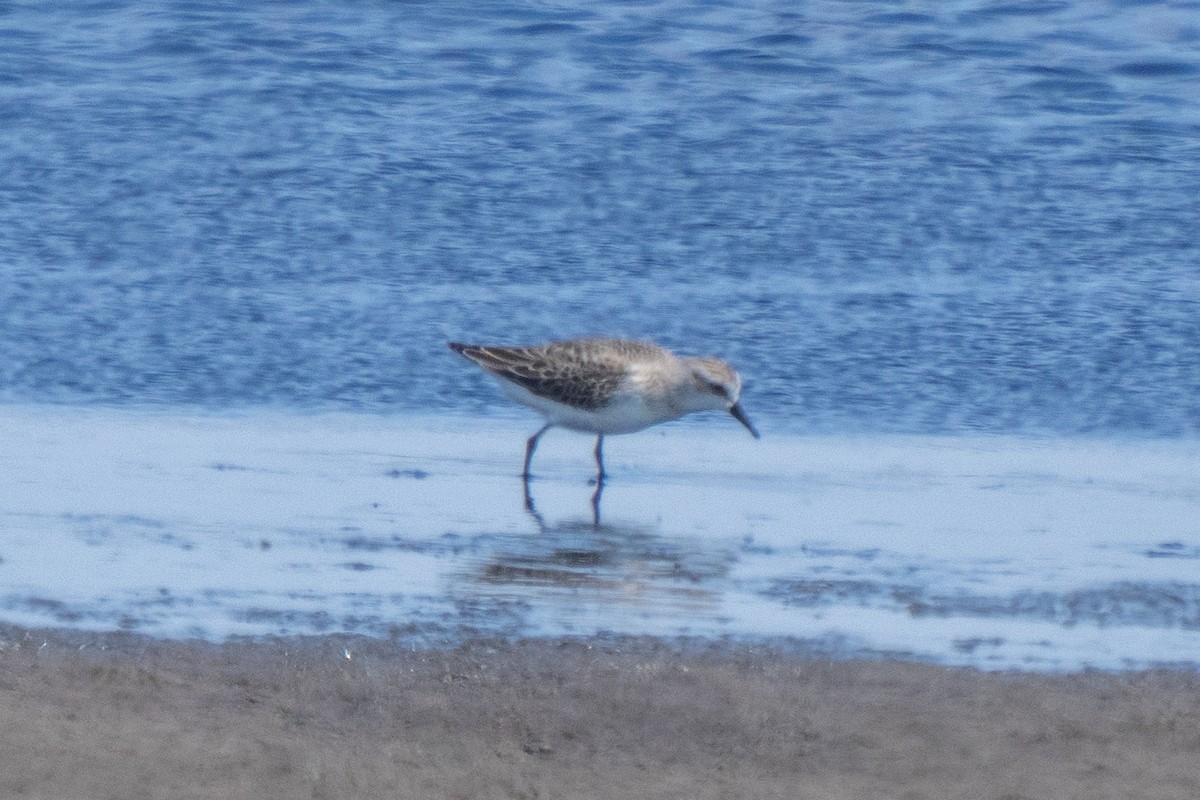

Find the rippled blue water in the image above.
[{"left": 2, "top": 1, "right": 1199, "bottom": 434}]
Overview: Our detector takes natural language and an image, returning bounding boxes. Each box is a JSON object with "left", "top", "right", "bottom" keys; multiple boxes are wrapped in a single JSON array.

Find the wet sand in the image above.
[{"left": 2, "top": 627, "right": 1198, "bottom": 800}]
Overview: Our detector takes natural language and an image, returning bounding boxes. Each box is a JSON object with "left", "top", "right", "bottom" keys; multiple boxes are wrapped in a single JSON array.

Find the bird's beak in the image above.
[{"left": 729, "top": 402, "right": 760, "bottom": 439}]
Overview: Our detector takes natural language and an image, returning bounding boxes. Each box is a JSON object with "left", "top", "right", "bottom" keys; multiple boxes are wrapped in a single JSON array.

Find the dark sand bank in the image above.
[{"left": 2, "top": 627, "right": 1199, "bottom": 800}]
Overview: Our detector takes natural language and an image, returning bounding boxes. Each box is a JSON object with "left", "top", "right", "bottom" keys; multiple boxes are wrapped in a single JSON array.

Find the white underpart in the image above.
[
  {"left": 495, "top": 379, "right": 652, "bottom": 435},
  {"left": 492, "top": 359, "right": 716, "bottom": 435}
]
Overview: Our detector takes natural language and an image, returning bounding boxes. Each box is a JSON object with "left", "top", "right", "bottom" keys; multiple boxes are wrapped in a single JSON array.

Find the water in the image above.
[
  {"left": 2, "top": 0, "right": 1199, "bottom": 433},
  {"left": 2, "top": 2, "right": 1200, "bottom": 669},
  {"left": 3, "top": 407, "right": 1198, "bottom": 671}
]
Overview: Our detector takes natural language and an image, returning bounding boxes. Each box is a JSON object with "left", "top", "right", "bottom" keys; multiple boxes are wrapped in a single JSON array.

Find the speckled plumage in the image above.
[
  {"left": 448, "top": 337, "right": 758, "bottom": 481},
  {"left": 448, "top": 339, "right": 669, "bottom": 411}
]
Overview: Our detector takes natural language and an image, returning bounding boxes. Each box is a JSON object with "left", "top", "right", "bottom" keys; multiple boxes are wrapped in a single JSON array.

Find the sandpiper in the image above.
[{"left": 448, "top": 338, "right": 759, "bottom": 481}]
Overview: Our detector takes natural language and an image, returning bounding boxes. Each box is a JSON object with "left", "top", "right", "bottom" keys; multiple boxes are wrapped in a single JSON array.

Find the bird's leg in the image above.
[
  {"left": 592, "top": 434, "right": 606, "bottom": 485},
  {"left": 523, "top": 424, "right": 552, "bottom": 479},
  {"left": 590, "top": 435, "right": 605, "bottom": 526}
]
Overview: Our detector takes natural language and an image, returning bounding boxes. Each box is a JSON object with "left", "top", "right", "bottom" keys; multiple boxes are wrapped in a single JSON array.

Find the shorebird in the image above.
[{"left": 448, "top": 338, "right": 759, "bottom": 482}]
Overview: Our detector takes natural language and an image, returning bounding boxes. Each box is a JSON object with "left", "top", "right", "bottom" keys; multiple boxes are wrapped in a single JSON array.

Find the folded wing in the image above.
[{"left": 449, "top": 342, "right": 628, "bottom": 411}]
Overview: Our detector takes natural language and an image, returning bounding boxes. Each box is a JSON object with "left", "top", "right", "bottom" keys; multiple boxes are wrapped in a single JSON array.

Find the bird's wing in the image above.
[{"left": 449, "top": 341, "right": 629, "bottom": 410}]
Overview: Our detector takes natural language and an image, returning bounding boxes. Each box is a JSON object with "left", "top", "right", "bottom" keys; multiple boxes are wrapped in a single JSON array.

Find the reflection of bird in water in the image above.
[
  {"left": 521, "top": 474, "right": 605, "bottom": 529},
  {"left": 448, "top": 338, "right": 760, "bottom": 488},
  {"left": 473, "top": 519, "right": 727, "bottom": 611}
]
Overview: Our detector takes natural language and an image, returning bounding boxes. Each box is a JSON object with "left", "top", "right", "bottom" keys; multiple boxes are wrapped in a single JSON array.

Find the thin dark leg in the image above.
[
  {"left": 523, "top": 423, "right": 552, "bottom": 479},
  {"left": 593, "top": 434, "right": 606, "bottom": 484}
]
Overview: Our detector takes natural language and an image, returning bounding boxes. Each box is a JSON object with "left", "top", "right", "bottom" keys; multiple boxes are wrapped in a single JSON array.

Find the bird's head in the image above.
[{"left": 685, "top": 357, "right": 760, "bottom": 438}]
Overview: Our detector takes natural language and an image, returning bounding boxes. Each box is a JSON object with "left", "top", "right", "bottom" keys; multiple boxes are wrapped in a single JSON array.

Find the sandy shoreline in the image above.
[{"left": 2, "top": 626, "right": 1198, "bottom": 799}]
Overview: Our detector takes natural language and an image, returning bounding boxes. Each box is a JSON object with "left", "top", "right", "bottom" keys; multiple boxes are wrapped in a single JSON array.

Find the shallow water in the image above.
[
  {"left": 2, "top": 407, "right": 1198, "bottom": 671},
  {"left": 3, "top": 3, "right": 1200, "bottom": 669}
]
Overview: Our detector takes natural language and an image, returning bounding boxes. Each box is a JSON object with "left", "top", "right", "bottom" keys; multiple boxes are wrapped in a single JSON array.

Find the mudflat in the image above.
[{"left": 2, "top": 627, "right": 1198, "bottom": 800}]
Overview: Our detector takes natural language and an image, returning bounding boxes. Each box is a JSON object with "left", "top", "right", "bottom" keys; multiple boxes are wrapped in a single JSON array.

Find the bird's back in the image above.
[{"left": 448, "top": 338, "right": 670, "bottom": 411}]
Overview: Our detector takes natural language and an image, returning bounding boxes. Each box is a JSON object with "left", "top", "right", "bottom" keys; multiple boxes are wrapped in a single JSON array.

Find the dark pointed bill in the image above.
[{"left": 728, "top": 402, "right": 760, "bottom": 439}]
